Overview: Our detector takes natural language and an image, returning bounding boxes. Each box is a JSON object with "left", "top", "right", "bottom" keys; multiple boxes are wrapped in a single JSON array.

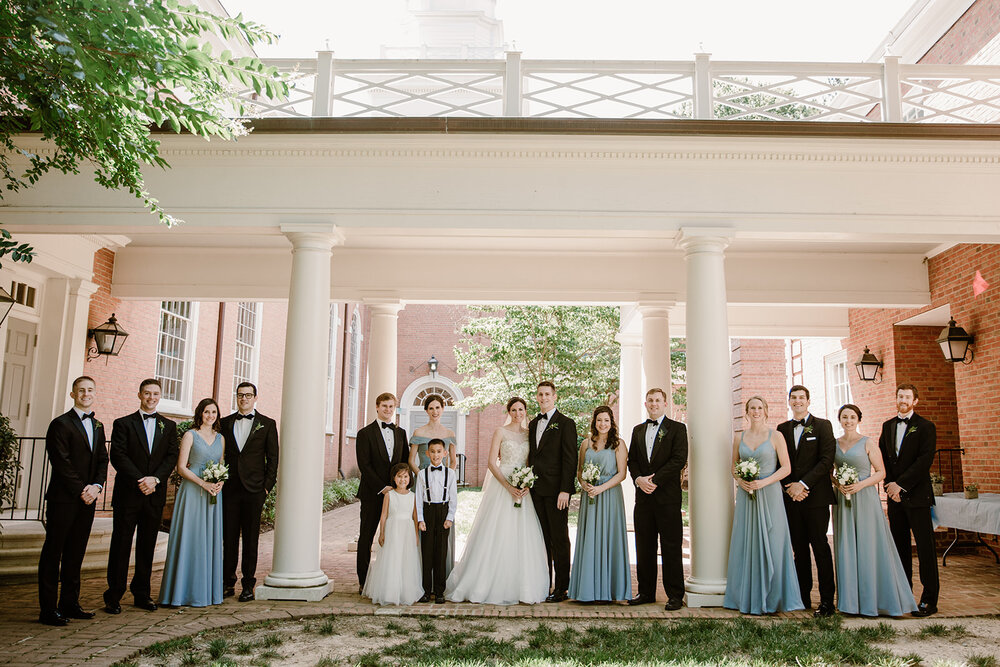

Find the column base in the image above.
[
  {"left": 686, "top": 592, "right": 726, "bottom": 608},
  {"left": 256, "top": 581, "right": 332, "bottom": 602}
]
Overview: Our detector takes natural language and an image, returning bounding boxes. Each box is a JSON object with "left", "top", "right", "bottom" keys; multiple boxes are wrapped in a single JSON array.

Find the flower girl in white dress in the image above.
[{"left": 362, "top": 463, "right": 423, "bottom": 605}]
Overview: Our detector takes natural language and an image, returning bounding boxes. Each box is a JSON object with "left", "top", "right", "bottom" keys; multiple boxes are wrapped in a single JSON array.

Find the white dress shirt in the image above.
[
  {"left": 139, "top": 410, "right": 156, "bottom": 451},
  {"left": 645, "top": 415, "right": 663, "bottom": 460},
  {"left": 414, "top": 464, "right": 458, "bottom": 523},
  {"left": 72, "top": 407, "right": 94, "bottom": 450},
  {"left": 535, "top": 409, "right": 555, "bottom": 447},
  {"left": 895, "top": 410, "right": 914, "bottom": 454},
  {"left": 792, "top": 415, "right": 810, "bottom": 489},
  {"left": 379, "top": 420, "right": 395, "bottom": 459},
  {"left": 233, "top": 411, "right": 255, "bottom": 452}
]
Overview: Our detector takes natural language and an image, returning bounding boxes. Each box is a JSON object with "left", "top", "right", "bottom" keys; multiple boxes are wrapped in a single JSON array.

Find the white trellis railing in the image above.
[{"left": 237, "top": 52, "right": 1000, "bottom": 123}]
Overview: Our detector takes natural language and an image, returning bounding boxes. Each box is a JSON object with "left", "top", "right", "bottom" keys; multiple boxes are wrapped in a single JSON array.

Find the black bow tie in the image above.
[
  {"left": 537, "top": 413, "right": 548, "bottom": 421},
  {"left": 896, "top": 416, "right": 910, "bottom": 424},
  {"left": 381, "top": 422, "right": 394, "bottom": 430},
  {"left": 645, "top": 418, "right": 659, "bottom": 426},
  {"left": 236, "top": 413, "right": 254, "bottom": 420},
  {"left": 430, "top": 466, "right": 443, "bottom": 472},
  {"left": 141, "top": 413, "right": 156, "bottom": 421},
  {"left": 792, "top": 419, "right": 807, "bottom": 427},
  {"left": 81, "top": 412, "right": 95, "bottom": 421}
]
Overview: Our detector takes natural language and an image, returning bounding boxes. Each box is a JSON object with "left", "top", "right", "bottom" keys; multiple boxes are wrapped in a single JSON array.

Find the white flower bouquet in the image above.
[
  {"left": 201, "top": 460, "right": 229, "bottom": 505},
  {"left": 833, "top": 463, "right": 860, "bottom": 507},
  {"left": 580, "top": 462, "right": 602, "bottom": 505},
  {"left": 734, "top": 457, "right": 761, "bottom": 500},
  {"left": 508, "top": 465, "right": 537, "bottom": 508}
]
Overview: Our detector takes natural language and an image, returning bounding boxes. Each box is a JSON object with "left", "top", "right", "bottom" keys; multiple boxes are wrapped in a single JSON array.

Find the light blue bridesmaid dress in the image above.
[
  {"left": 832, "top": 436, "right": 917, "bottom": 616},
  {"left": 723, "top": 430, "right": 804, "bottom": 614},
  {"left": 569, "top": 446, "right": 632, "bottom": 602},
  {"left": 158, "top": 430, "right": 224, "bottom": 607}
]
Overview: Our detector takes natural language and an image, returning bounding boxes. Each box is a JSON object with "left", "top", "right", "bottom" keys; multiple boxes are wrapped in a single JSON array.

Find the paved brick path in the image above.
[{"left": 2, "top": 502, "right": 998, "bottom": 666}]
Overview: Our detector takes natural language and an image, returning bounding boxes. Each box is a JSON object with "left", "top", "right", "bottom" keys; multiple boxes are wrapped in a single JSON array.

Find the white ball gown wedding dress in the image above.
[{"left": 445, "top": 429, "right": 550, "bottom": 604}]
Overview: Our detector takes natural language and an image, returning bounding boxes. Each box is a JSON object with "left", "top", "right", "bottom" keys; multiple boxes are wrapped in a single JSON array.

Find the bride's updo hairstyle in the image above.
[
  {"left": 423, "top": 394, "right": 445, "bottom": 411},
  {"left": 588, "top": 405, "right": 620, "bottom": 449},
  {"left": 744, "top": 395, "right": 769, "bottom": 418},
  {"left": 506, "top": 396, "right": 526, "bottom": 413}
]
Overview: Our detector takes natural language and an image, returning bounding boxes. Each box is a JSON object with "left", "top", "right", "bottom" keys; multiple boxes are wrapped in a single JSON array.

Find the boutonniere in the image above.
[
  {"left": 803, "top": 425, "right": 813, "bottom": 435},
  {"left": 252, "top": 422, "right": 265, "bottom": 435},
  {"left": 548, "top": 422, "right": 560, "bottom": 432},
  {"left": 93, "top": 419, "right": 103, "bottom": 430},
  {"left": 656, "top": 429, "right": 666, "bottom": 443},
  {"left": 907, "top": 426, "right": 917, "bottom": 435},
  {"left": 157, "top": 420, "right": 165, "bottom": 434}
]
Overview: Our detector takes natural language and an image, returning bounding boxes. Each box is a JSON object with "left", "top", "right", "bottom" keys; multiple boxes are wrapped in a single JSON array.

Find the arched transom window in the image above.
[{"left": 413, "top": 385, "right": 456, "bottom": 407}]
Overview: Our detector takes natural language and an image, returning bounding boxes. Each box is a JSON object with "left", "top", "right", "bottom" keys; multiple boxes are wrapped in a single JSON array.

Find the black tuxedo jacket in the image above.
[
  {"left": 526, "top": 410, "right": 577, "bottom": 497},
  {"left": 355, "top": 421, "right": 409, "bottom": 501},
  {"left": 627, "top": 417, "right": 688, "bottom": 506},
  {"left": 109, "top": 412, "right": 178, "bottom": 509},
  {"left": 44, "top": 410, "right": 109, "bottom": 503},
  {"left": 777, "top": 414, "right": 836, "bottom": 507},
  {"left": 220, "top": 412, "right": 279, "bottom": 495},
  {"left": 878, "top": 413, "right": 936, "bottom": 508}
]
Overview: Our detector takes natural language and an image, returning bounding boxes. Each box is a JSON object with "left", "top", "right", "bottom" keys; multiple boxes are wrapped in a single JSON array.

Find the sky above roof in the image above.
[{"left": 224, "top": 0, "right": 917, "bottom": 61}]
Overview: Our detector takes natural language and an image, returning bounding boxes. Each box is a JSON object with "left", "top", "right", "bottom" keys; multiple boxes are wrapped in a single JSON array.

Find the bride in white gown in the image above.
[{"left": 446, "top": 397, "right": 550, "bottom": 604}]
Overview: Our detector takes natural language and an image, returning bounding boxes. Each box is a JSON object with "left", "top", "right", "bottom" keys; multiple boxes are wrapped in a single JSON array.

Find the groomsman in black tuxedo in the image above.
[
  {"left": 38, "top": 376, "right": 108, "bottom": 626},
  {"left": 626, "top": 388, "right": 688, "bottom": 611},
  {"left": 527, "top": 381, "right": 577, "bottom": 603},
  {"left": 778, "top": 384, "right": 836, "bottom": 617},
  {"left": 355, "top": 391, "right": 408, "bottom": 591},
  {"left": 878, "top": 383, "right": 939, "bottom": 617},
  {"left": 219, "top": 382, "right": 279, "bottom": 602},
  {"left": 103, "top": 378, "right": 178, "bottom": 614}
]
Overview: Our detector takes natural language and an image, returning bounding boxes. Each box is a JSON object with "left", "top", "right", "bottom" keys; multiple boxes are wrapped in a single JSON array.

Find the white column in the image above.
[
  {"left": 257, "top": 225, "right": 341, "bottom": 601},
  {"left": 616, "top": 307, "right": 642, "bottom": 529},
  {"left": 638, "top": 302, "right": 673, "bottom": 414},
  {"left": 365, "top": 301, "right": 404, "bottom": 422},
  {"left": 677, "top": 228, "right": 733, "bottom": 608}
]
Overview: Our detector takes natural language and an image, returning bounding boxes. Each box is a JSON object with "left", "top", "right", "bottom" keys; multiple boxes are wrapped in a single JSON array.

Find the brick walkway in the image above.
[{"left": 1, "top": 502, "right": 998, "bottom": 666}]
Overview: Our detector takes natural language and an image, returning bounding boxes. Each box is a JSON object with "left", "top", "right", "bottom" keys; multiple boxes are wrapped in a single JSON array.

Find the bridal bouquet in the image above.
[
  {"left": 509, "top": 466, "right": 537, "bottom": 508},
  {"left": 833, "top": 463, "right": 860, "bottom": 507},
  {"left": 201, "top": 461, "right": 229, "bottom": 505},
  {"left": 580, "top": 462, "right": 602, "bottom": 505},
  {"left": 734, "top": 458, "right": 761, "bottom": 500}
]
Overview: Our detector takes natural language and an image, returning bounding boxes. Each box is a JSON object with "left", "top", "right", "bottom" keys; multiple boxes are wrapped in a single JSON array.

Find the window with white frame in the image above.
[
  {"left": 346, "top": 309, "right": 362, "bottom": 435},
  {"left": 325, "top": 304, "right": 340, "bottom": 434},
  {"left": 824, "top": 349, "right": 852, "bottom": 432},
  {"left": 156, "top": 301, "right": 198, "bottom": 412},
  {"left": 231, "top": 302, "right": 262, "bottom": 411}
]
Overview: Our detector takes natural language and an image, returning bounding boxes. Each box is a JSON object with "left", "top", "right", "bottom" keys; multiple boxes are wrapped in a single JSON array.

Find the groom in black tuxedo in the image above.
[
  {"left": 878, "top": 383, "right": 939, "bottom": 617},
  {"left": 219, "top": 382, "right": 279, "bottom": 602},
  {"left": 355, "top": 391, "right": 409, "bottom": 591},
  {"left": 104, "top": 378, "right": 178, "bottom": 614},
  {"left": 527, "top": 381, "right": 577, "bottom": 603},
  {"left": 626, "top": 387, "right": 688, "bottom": 610},
  {"left": 778, "top": 384, "right": 836, "bottom": 617},
  {"left": 38, "top": 376, "right": 108, "bottom": 626}
]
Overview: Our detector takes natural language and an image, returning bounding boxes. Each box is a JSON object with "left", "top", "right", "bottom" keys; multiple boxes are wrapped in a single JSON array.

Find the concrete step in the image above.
[{"left": 0, "top": 518, "right": 168, "bottom": 585}]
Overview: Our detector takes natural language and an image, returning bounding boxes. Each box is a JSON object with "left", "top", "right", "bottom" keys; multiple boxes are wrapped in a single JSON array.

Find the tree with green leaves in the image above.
[
  {"left": 0, "top": 0, "right": 287, "bottom": 229},
  {"left": 454, "top": 306, "right": 620, "bottom": 436}
]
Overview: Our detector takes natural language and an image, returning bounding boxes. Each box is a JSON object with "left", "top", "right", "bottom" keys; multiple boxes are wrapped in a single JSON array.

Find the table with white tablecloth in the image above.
[{"left": 931, "top": 492, "right": 1000, "bottom": 565}]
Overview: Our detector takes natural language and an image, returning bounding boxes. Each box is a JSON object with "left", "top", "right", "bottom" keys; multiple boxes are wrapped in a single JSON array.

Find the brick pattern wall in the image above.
[
  {"left": 919, "top": 0, "right": 1000, "bottom": 65},
  {"left": 731, "top": 337, "right": 789, "bottom": 434}
]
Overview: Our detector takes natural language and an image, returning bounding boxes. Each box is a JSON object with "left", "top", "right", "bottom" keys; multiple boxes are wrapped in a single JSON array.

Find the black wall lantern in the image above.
[
  {"left": 937, "top": 318, "right": 974, "bottom": 364},
  {"left": 855, "top": 346, "right": 884, "bottom": 383},
  {"left": 427, "top": 355, "right": 439, "bottom": 376},
  {"left": 87, "top": 313, "right": 129, "bottom": 361}
]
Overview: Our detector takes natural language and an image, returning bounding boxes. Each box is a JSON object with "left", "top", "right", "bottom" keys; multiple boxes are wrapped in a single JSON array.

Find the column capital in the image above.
[
  {"left": 364, "top": 298, "right": 405, "bottom": 317},
  {"left": 675, "top": 227, "right": 733, "bottom": 253},
  {"left": 636, "top": 299, "right": 676, "bottom": 318},
  {"left": 280, "top": 224, "right": 345, "bottom": 250},
  {"left": 68, "top": 278, "right": 99, "bottom": 298}
]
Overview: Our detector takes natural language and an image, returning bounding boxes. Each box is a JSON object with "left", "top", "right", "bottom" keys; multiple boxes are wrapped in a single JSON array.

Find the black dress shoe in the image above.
[
  {"left": 238, "top": 589, "right": 255, "bottom": 602},
  {"left": 912, "top": 603, "right": 938, "bottom": 617},
  {"left": 434, "top": 596, "right": 446, "bottom": 604},
  {"left": 417, "top": 594, "right": 431, "bottom": 603},
  {"left": 628, "top": 595, "right": 655, "bottom": 606},
  {"left": 544, "top": 591, "right": 568, "bottom": 603},
  {"left": 134, "top": 598, "right": 158, "bottom": 611},
  {"left": 39, "top": 610, "right": 69, "bottom": 626},
  {"left": 223, "top": 587, "right": 235, "bottom": 598},
  {"left": 59, "top": 605, "right": 95, "bottom": 619},
  {"left": 814, "top": 602, "right": 835, "bottom": 617},
  {"left": 104, "top": 603, "right": 122, "bottom": 615},
  {"left": 664, "top": 598, "right": 683, "bottom": 611}
]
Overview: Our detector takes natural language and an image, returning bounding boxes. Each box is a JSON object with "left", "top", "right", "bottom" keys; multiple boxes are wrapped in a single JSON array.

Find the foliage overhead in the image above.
[
  {"left": 0, "top": 0, "right": 288, "bottom": 225},
  {"left": 454, "top": 306, "right": 620, "bottom": 436}
]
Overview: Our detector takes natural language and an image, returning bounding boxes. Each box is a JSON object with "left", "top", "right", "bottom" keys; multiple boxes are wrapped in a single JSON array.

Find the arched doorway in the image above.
[{"left": 399, "top": 375, "right": 466, "bottom": 457}]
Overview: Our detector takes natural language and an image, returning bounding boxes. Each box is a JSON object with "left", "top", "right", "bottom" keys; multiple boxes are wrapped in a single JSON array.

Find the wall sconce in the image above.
[
  {"left": 427, "top": 355, "right": 439, "bottom": 376},
  {"left": 87, "top": 313, "right": 129, "bottom": 361},
  {"left": 0, "top": 285, "right": 13, "bottom": 328},
  {"left": 936, "top": 318, "right": 974, "bottom": 364},
  {"left": 854, "top": 346, "right": 883, "bottom": 383}
]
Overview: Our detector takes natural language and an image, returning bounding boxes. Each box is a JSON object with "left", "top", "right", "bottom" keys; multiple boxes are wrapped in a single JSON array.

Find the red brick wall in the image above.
[
  {"left": 731, "top": 338, "right": 789, "bottom": 434},
  {"left": 919, "top": 0, "right": 1000, "bottom": 65}
]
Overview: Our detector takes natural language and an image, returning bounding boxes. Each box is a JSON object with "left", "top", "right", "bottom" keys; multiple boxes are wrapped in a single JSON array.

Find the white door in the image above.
[{"left": 1, "top": 318, "right": 36, "bottom": 436}]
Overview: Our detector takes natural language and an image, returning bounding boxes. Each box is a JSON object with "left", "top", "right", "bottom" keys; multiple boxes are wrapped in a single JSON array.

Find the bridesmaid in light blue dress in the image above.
[
  {"left": 832, "top": 404, "right": 917, "bottom": 617},
  {"left": 569, "top": 406, "right": 631, "bottom": 602},
  {"left": 159, "top": 398, "right": 225, "bottom": 607},
  {"left": 408, "top": 394, "right": 458, "bottom": 575},
  {"left": 724, "top": 395, "right": 804, "bottom": 615}
]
